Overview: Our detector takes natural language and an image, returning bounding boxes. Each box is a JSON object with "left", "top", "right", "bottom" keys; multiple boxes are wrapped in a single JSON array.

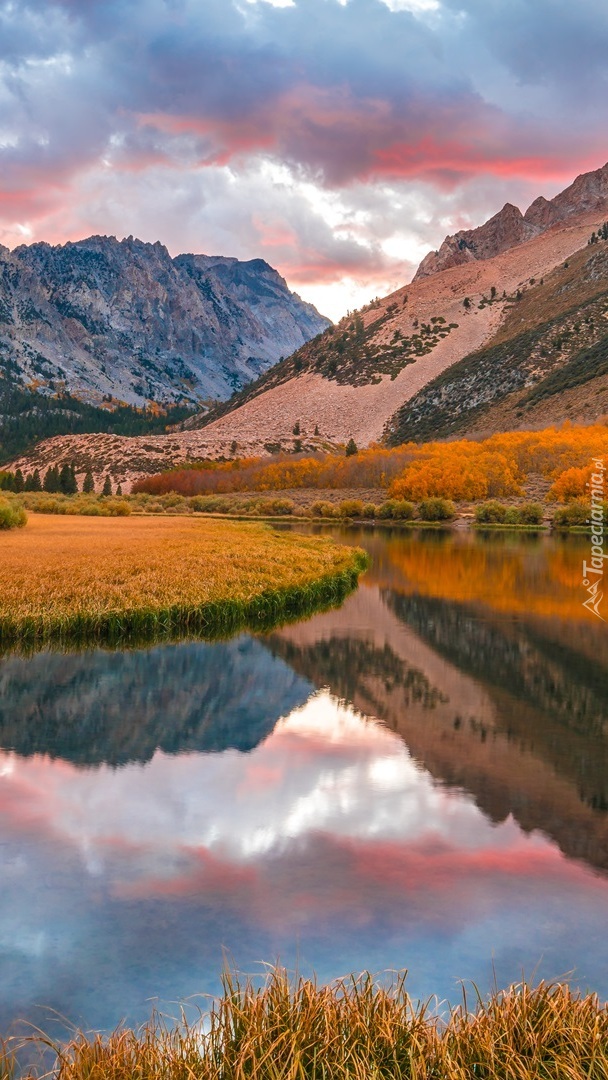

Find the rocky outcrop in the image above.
[
  {"left": 0, "top": 236, "right": 330, "bottom": 406},
  {"left": 415, "top": 202, "right": 538, "bottom": 280},
  {"left": 415, "top": 160, "right": 608, "bottom": 280}
]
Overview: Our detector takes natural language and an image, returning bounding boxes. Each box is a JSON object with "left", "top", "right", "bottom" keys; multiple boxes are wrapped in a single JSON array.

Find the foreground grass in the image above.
[
  {"left": 5, "top": 970, "right": 608, "bottom": 1080},
  {"left": 0, "top": 516, "right": 367, "bottom": 651}
]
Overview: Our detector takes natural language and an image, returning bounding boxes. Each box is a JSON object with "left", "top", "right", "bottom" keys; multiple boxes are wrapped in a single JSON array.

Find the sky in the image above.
[{"left": 1, "top": 0, "right": 607, "bottom": 320}]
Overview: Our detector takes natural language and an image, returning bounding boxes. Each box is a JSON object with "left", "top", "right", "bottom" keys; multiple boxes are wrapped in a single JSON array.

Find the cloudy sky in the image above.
[{"left": 1, "top": 0, "right": 607, "bottom": 319}]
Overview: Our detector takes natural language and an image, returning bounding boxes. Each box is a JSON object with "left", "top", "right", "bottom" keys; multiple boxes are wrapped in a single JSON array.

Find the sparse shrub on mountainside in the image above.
[{"left": 0, "top": 497, "right": 27, "bottom": 530}]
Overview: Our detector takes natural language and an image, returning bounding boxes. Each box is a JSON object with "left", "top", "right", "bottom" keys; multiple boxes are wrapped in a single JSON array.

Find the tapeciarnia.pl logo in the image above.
[{"left": 582, "top": 457, "right": 606, "bottom": 621}]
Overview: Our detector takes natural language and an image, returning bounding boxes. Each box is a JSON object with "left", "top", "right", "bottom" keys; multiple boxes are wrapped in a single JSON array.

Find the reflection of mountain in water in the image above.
[
  {"left": 0, "top": 637, "right": 313, "bottom": 766},
  {"left": 269, "top": 583, "right": 608, "bottom": 873},
  {"left": 388, "top": 592, "right": 608, "bottom": 811}
]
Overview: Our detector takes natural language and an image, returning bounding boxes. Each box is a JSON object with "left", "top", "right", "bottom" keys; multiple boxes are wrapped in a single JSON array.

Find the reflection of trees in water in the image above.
[
  {"left": 0, "top": 638, "right": 312, "bottom": 767},
  {"left": 275, "top": 637, "right": 448, "bottom": 718},
  {"left": 387, "top": 591, "right": 608, "bottom": 813}
]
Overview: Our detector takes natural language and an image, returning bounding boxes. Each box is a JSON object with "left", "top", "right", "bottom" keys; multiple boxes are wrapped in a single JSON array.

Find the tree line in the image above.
[{"left": 0, "top": 465, "right": 117, "bottom": 495}]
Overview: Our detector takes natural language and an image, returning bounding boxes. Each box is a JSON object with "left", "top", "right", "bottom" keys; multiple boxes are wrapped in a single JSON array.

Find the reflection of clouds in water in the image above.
[
  {"left": 1, "top": 690, "right": 554, "bottom": 891},
  {"left": 2, "top": 690, "right": 608, "bottom": 1032}
]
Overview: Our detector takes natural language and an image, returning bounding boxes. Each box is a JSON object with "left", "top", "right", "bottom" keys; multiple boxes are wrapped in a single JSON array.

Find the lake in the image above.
[{"left": 1, "top": 526, "right": 608, "bottom": 1037}]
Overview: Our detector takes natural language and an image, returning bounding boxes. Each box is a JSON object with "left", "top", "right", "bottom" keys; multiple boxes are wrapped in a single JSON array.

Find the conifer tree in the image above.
[
  {"left": 13, "top": 468, "right": 25, "bottom": 493},
  {"left": 345, "top": 438, "right": 358, "bottom": 457},
  {"left": 83, "top": 470, "right": 95, "bottom": 494},
  {"left": 24, "top": 470, "right": 41, "bottom": 491},
  {"left": 102, "top": 475, "right": 112, "bottom": 496},
  {"left": 43, "top": 466, "right": 60, "bottom": 493},
  {"left": 59, "top": 463, "right": 78, "bottom": 495}
]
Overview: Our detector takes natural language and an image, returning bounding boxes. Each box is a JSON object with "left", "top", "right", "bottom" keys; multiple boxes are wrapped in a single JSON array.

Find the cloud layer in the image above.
[{"left": 1, "top": 0, "right": 607, "bottom": 316}]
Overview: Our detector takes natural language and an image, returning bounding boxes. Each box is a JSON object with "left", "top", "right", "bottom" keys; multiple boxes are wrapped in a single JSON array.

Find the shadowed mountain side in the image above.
[
  {"left": 268, "top": 585, "right": 608, "bottom": 873},
  {"left": 0, "top": 637, "right": 313, "bottom": 766},
  {"left": 387, "top": 241, "right": 608, "bottom": 443}
]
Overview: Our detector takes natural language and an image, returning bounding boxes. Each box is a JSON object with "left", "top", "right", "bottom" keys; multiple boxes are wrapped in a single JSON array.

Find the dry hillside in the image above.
[{"left": 7, "top": 162, "right": 608, "bottom": 487}]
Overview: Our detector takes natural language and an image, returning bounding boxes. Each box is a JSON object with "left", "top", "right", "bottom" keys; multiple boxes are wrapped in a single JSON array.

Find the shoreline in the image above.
[
  {"left": 0, "top": 516, "right": 368, "bottom": 655},
  {"left": 3, "top": 970, "right": 606, "bottom": 1080}
]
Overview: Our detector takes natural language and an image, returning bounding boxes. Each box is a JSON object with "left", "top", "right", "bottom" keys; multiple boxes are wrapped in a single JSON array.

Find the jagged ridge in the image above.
[
  {"left": 0, "top": 236, "right": 330, "bottom": 407},
  {"left": 414, "top": 161, "right": 608, "bottom": 280}
]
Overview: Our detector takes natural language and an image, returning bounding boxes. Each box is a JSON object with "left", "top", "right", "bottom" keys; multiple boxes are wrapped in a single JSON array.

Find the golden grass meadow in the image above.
[
  {"left": 4, "top": 969, "right": 608, "bottom": 1080},
  {"left": 0, "top": 514, "right": 367, "bottom": 650}
]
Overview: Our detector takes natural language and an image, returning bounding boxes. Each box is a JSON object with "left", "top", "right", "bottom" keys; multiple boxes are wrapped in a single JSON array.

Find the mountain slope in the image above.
[
  {"left": 0, "top": 236, "right": 329, "bottom": 407},
  {"left": 7, "top": 162, "right": 608, "bottom": 484},
  {"left": 386, "top": 236, "right": 608, "bottom": 444}
]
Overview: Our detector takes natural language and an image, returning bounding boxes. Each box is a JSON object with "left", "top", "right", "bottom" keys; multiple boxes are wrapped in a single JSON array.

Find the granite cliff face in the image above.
[
  {"left": 0, "top": 235, "right": 330, "bottom": 406},
  {"left": 414, "top": 160, "right": 608, "bottom": 279}
]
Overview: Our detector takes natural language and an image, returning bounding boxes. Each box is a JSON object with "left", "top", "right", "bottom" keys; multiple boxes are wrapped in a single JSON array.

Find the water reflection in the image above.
[
  {"left": 0, "top": 637, "right": 312, "bottom": 764},
  {"left": 1, "top": 529, "right": 608, "bottom": 1035}
]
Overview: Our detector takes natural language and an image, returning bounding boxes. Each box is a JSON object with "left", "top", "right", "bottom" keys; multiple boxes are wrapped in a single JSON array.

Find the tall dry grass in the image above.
[
  {"left": 5, "top": 970, "right": 608, "bottom": 1080},
  {"left": 0, "top": 515, "right": 366, "bottom": 650}
]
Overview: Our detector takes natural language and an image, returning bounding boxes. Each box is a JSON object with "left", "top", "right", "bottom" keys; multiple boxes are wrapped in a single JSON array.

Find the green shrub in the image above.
[
  {"left": 418, "top": 497, "right": 456, "bottom": 521},
  {"left": 188, "top": 495, "right": 214, "bottom": 512},
  {"left": 557, "top": 498, "right": 608, "bottom": 529},
  {"left": 504, "top": 507, "right": 521, "bottom": 524},
  {"left": 475, "top": 500, "right": 508, "bottom": 524},
  {"left": 104, "top": 499, "right": 132, "bottom": 517},
  {"left": 361, "top": 503, "right": 378, "bottom": 519},
  {"left": 553, "top": 500, "right": 591, "bottom": 528},
  {"left": 391, "top": 499, "right": 416, "bottom": 520},
  {"left": 518, "top": 502, "right": 544, "bottom": 525},
  {"left": 262, "top": 498, "right": 296, "bottom": 516},
  {"left": 338, "top": 499, "right": 365, "bottom": 518},
  {"left": 377, "top": 500, "right": 399, "bottom": 519},
  {"left": 0, "top": 497, "right": 27, "bottom": 530},
  {"left": 311, "top": 500, "right": 338, "bottom": 518},
  {"left": 159, "top": 493, "right": 187, "bottom": 508}
]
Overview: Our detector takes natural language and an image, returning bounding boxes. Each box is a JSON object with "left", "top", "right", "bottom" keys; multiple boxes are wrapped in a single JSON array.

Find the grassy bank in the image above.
[
  {"left": 4, "top": 970, "right": 608, "bottom": 1080},
  {"left": 0, "top": 516, "right": 367, "bottom": 652}
]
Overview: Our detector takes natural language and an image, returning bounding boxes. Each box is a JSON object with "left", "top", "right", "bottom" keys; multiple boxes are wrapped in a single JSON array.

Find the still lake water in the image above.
[{"left": 1, "top": 526, "right": 608, "bottom": 1034}]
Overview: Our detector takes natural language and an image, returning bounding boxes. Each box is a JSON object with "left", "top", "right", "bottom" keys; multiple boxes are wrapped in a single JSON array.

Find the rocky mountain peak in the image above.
[
  {"left": 0, "top": 235, "right": 330, "bottom": 406},
  {"left": 415, "top": 160, "right": 608, "bottom": 280}
]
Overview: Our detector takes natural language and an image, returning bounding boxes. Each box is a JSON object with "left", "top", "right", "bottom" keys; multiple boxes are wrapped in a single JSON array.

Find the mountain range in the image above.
[
  {"left": 5, "top": 160, "right": 608, "bottom": 485},
  {"left": 0, "top": 235, "right": 329, "bottom": 408}
]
